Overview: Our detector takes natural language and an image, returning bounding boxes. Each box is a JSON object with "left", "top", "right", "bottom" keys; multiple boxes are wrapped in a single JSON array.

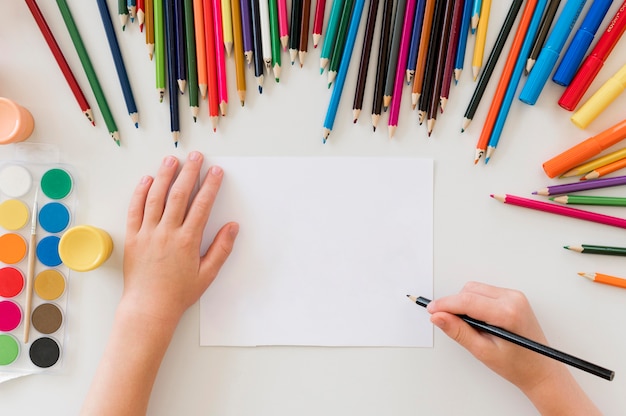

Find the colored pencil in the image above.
[
  {"left": 299, "top": 0, "right": 312, "bottom": 66},
  {"left": 382, "top": 0, "right": 409, "bottom": 109},
  {"left": 119, "top": 0, "right": 129, "bottom": 29},
  {"left": 320, "top": 0, "right": 343, "bottom": 72},
  {"left": 565, "top": 244, "right": 626, "bottom": 256},
  {"left": 146, "top": 0, "right": 155, "bottom": 59},
  {"left": 417, "top": 0, "right": 446, "bottom": 123},
  {"left": 471, "top": 0, "right": 482, "bottom": 33},
  {"left": 56, "top": 0, "right": 120, "bottom": 145},
  {"left": 519, "top": 0, "right": 588, "bottom": 105},
  {"left": 561, "top": 147, "right": 626, "bottom": 178},
  {"left": 138, "top": 0, "right": 146, "bottom": 29},
  {"left": 406, "top": 0, "right": 427, "bottom": 85},
  {"left": 203, "top": 0, "right": 220, "bottom": 129},
  {"left": 388, "top": 0, "right": 419, "bottom": 137},
  {"left": 164, "top": 0, "right": 180, "bottom": 145},
  {"left": 552, "top": 195, "right": 626, "bottom": 206},
  {"left": 410, "top": 0, "right": 436, "bottom": 110},
  {"left": 269, "top": 0, "right": 282, "bottom": 80},
  {"left": 155, "top": 0, "right": 166, "bottom": 102},
  {"left": 183, "top": 0, "right": 199, "bottom": 120},
  {"left": 472, "top": 0, "right": 492, "bottom": 80},
  {"left": 258, "top": 0, "right": 272, "bottom": 70},
  {"left": 278, "top": 0, "right": 289, "bottom": 50},
  {"left": 579, "top": 272, "right": 626, "bottom": 289},
  {"left": 371, "top": 0, "right": 394, "bottom": 130},
  {"left": 526, "top": 0, "right": 561, "bottom": 74},
  {"left": 553, "top": 0, "right": 614, "bottom": 86},
  {"left": 173, "top": 0, "right": 187, "bottom": 94},
  {"left": 582, "top": 158, "right": 626, "bottom": 180},
  {"left": 23, "top": 190, "right": 38, "bottom": 343},
  {"left": 352, "top": 0, "right": 380, "bottom": 123},
  {"left": 484, "top": 0, "right": 547, "bottom": 163},
  {"left": 454, "top": 0, "right": 472, "bottom": 82},
  {"left": 212, "top": 0, "right": 229, "bottom": 116},
  {"left": 322, "top": 0, "right": 366, "bottom": 142},
  {"left": 543, "top": 119, "right": 626, "bottom": 178},
  {"left": 193, "top": 0, "right": 208, "bottom": 98},
  {"left": 231, "top": 0, "right": 247, "bottom": 105},
  {"left": 128, "top": 0, "right": 137, "bottom": 21},
  {"left": 559, "top": 0, "right": 626, "bottom": 110},
  {"left": 313, "top": 0, "right": 327, "bottom": 47},
  {"left": 25, "top": 0, "right": 94, "bottom": 126},
  {"left": 426, "top": 0, "right": 454, "bottom": 135},
  {"left": 241, "top": 0, "right": 254, "bottom": 65},
  {"left": 250, "top": 0, "right": 265, "bottom": 92},
  {"left": 472, "top": 0, "right": 538, "bottom": 163},
  {"left": 327, "top": 0, "right": 355, "bottom": 86},
  {"left": 440, "top": 0, "right": 465, "bottom": 113},
  {"left": 289, "top": 0, "right": 303, "bottom": 65},
  {"left": 534, "top": 175, "right": 626, "bottom": 195},
  {"left": 221, "top": 0, "right": 234, "bottom": 56},
  {"left": 492, "top": 194, "right": 626, "bottom": 230},
  {"left": 97, "top": 0, "right": 139, "bottom": 127},
  {"left": 408, "top": 295, "right": 615, "bottom": 380}
]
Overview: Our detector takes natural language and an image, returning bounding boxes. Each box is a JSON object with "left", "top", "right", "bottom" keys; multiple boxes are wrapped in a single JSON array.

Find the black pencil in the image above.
[
  {"left": 250, "top": 0, "right": 265, "bottom": 92},
  {"left": 352, "top": 0, "right": 380, "bottom": 123},
  {"left": 461, "top": 0, "right": 524, "bottom": 132},
  {"left": 371, "top": 0, "right": 394, "bottom": 131},
  {"left": 382, "top": 0, "right": 408, "bottom": 110},
  {"left": 289, "top": 0, "right": 303, "bottom": 65},
  {"left": 417, "top": 0, "right": 445, "bottom": 124},
  {"left": 526, "top": 0, "right": 561, "bottom": 74},
  {"left": 407, "top": 295, "right": 615, "bottom": 381}
]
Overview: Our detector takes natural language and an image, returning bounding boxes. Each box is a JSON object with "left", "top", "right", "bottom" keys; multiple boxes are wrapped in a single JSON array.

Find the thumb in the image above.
[{"left": 431, "top": 312, "right": 487, "bottom": 355}]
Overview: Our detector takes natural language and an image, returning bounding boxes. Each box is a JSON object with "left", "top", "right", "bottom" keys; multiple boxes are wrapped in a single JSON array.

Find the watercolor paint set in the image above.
[{"left": 0, "top": 156, "right": 77, "bottom": 373}]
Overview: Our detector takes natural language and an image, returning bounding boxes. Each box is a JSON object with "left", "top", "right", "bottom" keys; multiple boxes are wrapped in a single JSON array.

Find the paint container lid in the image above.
[
  {"left": 41, "top": 168, "right": 73, "bottom": 200},
  {"left": 0, "top": 97, "right": 35, "bottom": 145},
  {"left": 0, "top": 199, "right": 30, "bottom": 231},
  {"left": 0, "top": 334, "right": 20, "bottom": 366},
  {"left": 34, "top": 269, "right": 66, "bottom": 300},
  {"left": 59, "top": 225, "right": 113, "bottom": 272},
  {"left": 39, "top": 202, "right": 70, "bottom": 233},
  {"left": 0, "top": 300, "right": 22, "bottom": 332},
  {"left": 0, "top": 233, "right": 27, "bottom": 264},
  {"left": 29, "top": 337, "right": 60, "bottom": 368},
  {"left": 37, "top": 236, "right": 62, "bottom": 267},
  {"left": 0, "top": 267, "right": 25, "bottom": 298},
  {"left": 0, "top": 164, "right": 32, "bottom": 197},
  {"left": 31, "top": 303, "right": 63, "bottom": 334}
]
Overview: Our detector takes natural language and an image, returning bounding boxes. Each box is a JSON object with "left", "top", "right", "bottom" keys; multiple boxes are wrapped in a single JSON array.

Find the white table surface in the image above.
[{"left": 2, "top": 1, "right": 626, "bottom": 414}]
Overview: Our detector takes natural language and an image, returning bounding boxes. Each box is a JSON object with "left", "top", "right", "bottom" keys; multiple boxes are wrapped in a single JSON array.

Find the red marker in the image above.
[{"left": 559, "top": 1, "right": 626, "bottom": 111}]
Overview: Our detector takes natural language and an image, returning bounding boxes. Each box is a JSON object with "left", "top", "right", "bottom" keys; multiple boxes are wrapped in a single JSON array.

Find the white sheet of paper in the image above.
[{"left": 199, "top": 157, "right": 433, "bottom": 347}]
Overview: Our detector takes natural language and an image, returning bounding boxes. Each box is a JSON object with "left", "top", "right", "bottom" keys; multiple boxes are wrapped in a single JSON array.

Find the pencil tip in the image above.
[
  {"left": 484, "top": 157, "right": 490, "bottom": 164},
  {"left": 134, "top": 123, "right": 139, "bottom": 128},
  {"left": 563, "top": 246, "right": 570, "bottom": 250},
  {"left": 258, "top": 86, "right": 262, "bottom": 94},
  {"left": 193, "top": 117, "right": 197, "bottom": 123}
]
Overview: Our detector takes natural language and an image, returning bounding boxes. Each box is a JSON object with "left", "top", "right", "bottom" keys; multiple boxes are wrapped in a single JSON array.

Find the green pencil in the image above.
[
  {"left": 118, "top": 0, "right": 129, "bottom": 29},
  {"left": 327, "top": 0, "right": 355, "bottom": 87},
  {"left": 564, "top": 245, "right": 626, "bottom": 257},
  {"left": 56, "top": 0, "right": 120, "bottom": 146},
  {"left": 183, "top": 0, "right": 199, "bottom": 121},
  {"left": 551, "top": 195, "right": 626, "bottom": 207},
  {"left": 154, "top": 0, "right": 166, "bottom": 102},
  {"left": 269, "top": 0, "right": 281, "bottom": 81},
  {"left": 319, "top": 0, "right": 344, "bottom": 73}
]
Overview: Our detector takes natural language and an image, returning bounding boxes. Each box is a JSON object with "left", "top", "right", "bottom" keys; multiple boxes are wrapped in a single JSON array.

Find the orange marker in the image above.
[
  {"left": 579, "top": 272, "right": 626, "bottom": 289},
  {"left": 542, "top": 119, "right": 626, "bottom": 178}
]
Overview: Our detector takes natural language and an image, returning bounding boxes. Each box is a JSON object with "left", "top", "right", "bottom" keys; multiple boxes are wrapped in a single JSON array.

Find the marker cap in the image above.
[
  {"left": 553, "top": 30, "right": 594, "bottom": 86},
  {"left": 519, "top": 49, "right": 560, "bottom": 105},
  {"left": 0, "top": 98, "right": 34, "bottom": 145},
  {"left": 559, "top": 55, "right": 604, "bottom": 110}
]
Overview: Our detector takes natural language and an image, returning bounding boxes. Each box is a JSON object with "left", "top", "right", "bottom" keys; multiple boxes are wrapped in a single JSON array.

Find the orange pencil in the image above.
[
  {"left": 582, "top": 158, "right": 626, "bottom": 180},
  {"left": 193, "top": 0, "right": 208, "bottom": 99},
  {"left": 145, "top": 0, "right": 155, "bottom": 59},
  {"left": 474, "top": 0, "right": 538, "bottom": 164},
  {"left": 411, "top": 0, "right": 436, "bottom": 109},
  {"left": 579, "top": 272, "right": 626, "bottom": 289},
  {"left": 203, "top": 0, "right": 219, "bottom": 131}
]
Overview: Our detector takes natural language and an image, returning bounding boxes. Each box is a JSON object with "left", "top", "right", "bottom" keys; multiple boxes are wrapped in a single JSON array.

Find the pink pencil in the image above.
[
  {"left": 388, "top": 0, "right": 418, "bottom": 138},
  {"left": 492, "top": 194, "right": 626, "bottom": 229},
  {"left": 212, "top": 0, "right": 229, "bottom": 116},
  {"left": 278, "top": 0, "right": 289, "bottom": 50},
  {"left": 313, "top": 0, "right": 327, "bottom": 48}
]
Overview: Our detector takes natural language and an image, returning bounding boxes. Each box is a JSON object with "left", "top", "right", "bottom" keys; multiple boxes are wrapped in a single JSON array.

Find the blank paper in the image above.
[{"left": 199, "top": 157, "right": 433, "bottom": 347}]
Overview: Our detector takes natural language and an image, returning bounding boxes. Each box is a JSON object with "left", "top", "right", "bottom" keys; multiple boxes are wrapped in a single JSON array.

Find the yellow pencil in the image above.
[
  {"left": 572, "top": 64, "right": 626, "bottom": 129},
  {"left": 472, "top": 0, "right": 492, "bottom": 81},
  {"left": 561, "top": 146, "right": 626, "bottom": 178},
  {"left": 231, "top": 0, "right": 246, "bottom": 105},
  {"left": 221, "top": 0, "right": 234, "bottom": 56}
]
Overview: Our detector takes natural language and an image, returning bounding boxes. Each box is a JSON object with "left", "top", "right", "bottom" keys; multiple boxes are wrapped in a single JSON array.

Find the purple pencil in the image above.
[
  {"left": 388, "top": 0, "right": 418, "bottom": 138},
  {"left": 440, "top": 0, "right": 464, "bottom": 113},
  {"left": 534, "top": 175, "right": 626, "bottom": 196},
  {"left": 240, "top": 0, "right": 254, "bottom": 65},
  {"left": 173, "top": 0, "right": 187, "bottom": 93}
]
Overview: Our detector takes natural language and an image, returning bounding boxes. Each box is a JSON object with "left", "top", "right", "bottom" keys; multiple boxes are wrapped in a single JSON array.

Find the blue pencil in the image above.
[
  {"left": 96, "top": 0, "right": 139, "bottom": 127},
  {"left": 240, "top": 0, "right": 254, "bottom": 65},
  {"left": 519, "top": 0, "right": 587, "bottom": 105},
  {"left": 552, "top": 0, "right": 614, "bottom": 86},
  {"left": 406, "top": 0, "right": 427, "bottom": 85},
  {"left": 454, "top": 0, "right": 473, "bottom": 82},
  {"left": 164, "top": 0, "right": 180, "bottom": 146},
  {"left": 128, "top": 0, "right": 137, "bottom": 22},
  {"left": 173, "top": 0, "right": 187, "bottom": 93},
  {"left": 471, "top": 0, "right": 482, "bottom": 33},
  {"left": 322, "top": 0, "right": 366, "bottom": 143},
  {"left": 485, "top": 0, "right": 549, "bottom": 163}
]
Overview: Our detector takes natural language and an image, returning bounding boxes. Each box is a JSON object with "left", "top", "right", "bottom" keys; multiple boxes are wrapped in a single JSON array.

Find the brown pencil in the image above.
[
  {"left": 353, "top": 0, "right": 380, "bottom": 123},
  {"left": 299, "top": 0, "right": 312, "bottom": 66},
  {"left": 371, "top": 0, "right": 394, "bottom": 131},
  {"left": 410, "top": 0, "right": 435, "bottom": 110}
]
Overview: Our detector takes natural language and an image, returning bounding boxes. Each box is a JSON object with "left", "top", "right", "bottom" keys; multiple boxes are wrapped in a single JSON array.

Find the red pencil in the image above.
[
  {"left": 25, "top": 0, "right": 94, "bottom": 126},
  {"left": 559, "top": 1, "right": 626, "bottom": 111},
  {"left": 312, "top": 0, "right": 326, "bottom": 47},
  {"left": 203, "top": 0, "right": 220, "bottom": 131}
]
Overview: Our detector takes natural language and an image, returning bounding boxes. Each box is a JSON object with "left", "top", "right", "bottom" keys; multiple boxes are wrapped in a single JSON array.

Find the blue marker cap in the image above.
[{"left": 519, "top": 49, "right": 560, "bottom": 105}]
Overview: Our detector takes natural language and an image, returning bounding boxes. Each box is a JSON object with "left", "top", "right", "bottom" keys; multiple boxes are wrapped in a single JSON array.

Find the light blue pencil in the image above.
[
  {"left": 322, "top": 0, "right": 366, "bottom": 142},
  {"left": 454, "top": 0, "right": 473, "bottom": 82},
  {"left": 485, "top": 0, "right": 548, "bottom": 163},
  {"left": 319, "top": 0, "right": 345, "bottom": 73},
  {"left": 471, "top": 0, "right": 482, "bottom": 33},
  {"left": 97, "top": 0, "right": 139, "bottom": 127}
]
